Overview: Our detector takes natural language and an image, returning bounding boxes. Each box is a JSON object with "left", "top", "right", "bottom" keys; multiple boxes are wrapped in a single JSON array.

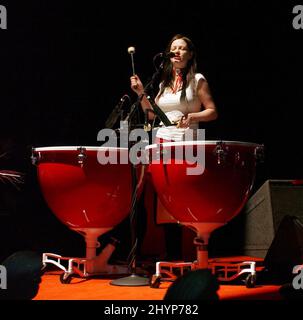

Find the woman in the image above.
[
  {"left": 130, "top": 34, "right": 218, "bottom": 261},
  {"left": 130, "top": 34, "right": 217, "bottom": 142}
]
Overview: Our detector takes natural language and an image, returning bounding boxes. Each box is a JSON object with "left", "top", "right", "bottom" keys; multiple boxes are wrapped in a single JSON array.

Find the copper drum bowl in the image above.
[
  {"left": 146, "top": 141, "right": 263, "bottom": 268},
  {"left": 32, "top": 146, "right": 145, "bottom": 260}
]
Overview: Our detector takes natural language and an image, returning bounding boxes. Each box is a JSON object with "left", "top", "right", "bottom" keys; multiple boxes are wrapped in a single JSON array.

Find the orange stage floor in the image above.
[{"left": 34, "top": 271, "right": 282, "bottom": 301}]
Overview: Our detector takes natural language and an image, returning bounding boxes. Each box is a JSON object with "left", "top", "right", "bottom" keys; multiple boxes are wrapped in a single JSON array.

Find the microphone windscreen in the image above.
[{"left": 167, "top": 52, "right": 176, "bottom": 58}]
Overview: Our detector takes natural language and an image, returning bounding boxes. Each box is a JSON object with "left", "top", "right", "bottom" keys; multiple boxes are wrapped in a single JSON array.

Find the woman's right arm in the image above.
[{"left": 130, "top": 75, "right": 155, "bottom": 119}]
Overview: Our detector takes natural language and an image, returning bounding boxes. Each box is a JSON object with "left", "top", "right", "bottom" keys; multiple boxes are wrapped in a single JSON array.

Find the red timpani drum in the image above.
[
  {"left": 146, "top": 140, "right": 263, "bottom": 269},
  {"left": 146, "top": 141, "right": 263, "bottom": 225},
  {"left": 32, "top": 146, "right": 146, "bottom": 277},
  {"left": 32, "top": 146, "right": 144, "bottom": 230}
]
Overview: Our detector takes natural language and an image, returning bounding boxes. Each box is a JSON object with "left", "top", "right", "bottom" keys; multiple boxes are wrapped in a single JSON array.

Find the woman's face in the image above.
[{"left": 170, "top": 38, "right": 193, "bottom": 69}]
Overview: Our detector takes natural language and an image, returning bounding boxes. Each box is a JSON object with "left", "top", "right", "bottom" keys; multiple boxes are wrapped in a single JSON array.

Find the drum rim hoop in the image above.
[
  {"left": 33, "top": 146, "right": 129, "bottom": 151},
  {"left": 145, "top": 140, "right": 262, "bottom": 150}
]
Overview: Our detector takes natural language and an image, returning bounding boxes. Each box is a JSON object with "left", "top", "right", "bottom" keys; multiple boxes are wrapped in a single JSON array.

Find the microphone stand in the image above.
[
  {"left": 110, "top": 93, "right": 150, "bottom": 287},
  {"left": 141, "top": 57, "right": 172, "bottom": 127},
  {"left": 111, "top": 55, "right": 172, "bottom": 287}
]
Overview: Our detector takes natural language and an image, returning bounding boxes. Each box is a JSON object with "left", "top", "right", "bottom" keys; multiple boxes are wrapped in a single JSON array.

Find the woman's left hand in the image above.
[{"left": 177, "top": 114, "right": 195, "bottom": 128}]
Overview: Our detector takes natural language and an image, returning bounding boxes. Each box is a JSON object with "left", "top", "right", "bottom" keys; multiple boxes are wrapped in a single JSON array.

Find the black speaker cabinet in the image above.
[
  {"left": 243, "top": 180, "right": 303, "bottom": 258},
  {"left": 263, "top": 215, "right": 303, "bottom": 282}
]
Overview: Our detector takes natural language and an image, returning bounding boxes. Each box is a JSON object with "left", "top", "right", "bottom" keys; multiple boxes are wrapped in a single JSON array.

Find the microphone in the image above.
[
  {"left": 118, "top": 94, "right": 130, "bottom": 106},
  {"left": 158, "top": 52, "right": 176, "bottom": 59},
  {"left": 105, "top": 94, "right": 130, "bottom": 128},
  {"left": 152, "top": 52, "right": 175, "bottom": 71}
]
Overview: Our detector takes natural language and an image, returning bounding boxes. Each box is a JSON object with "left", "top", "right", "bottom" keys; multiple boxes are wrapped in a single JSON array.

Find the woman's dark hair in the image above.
[{"left": 159, "top": 34, "right": 197, "bottom": 102}]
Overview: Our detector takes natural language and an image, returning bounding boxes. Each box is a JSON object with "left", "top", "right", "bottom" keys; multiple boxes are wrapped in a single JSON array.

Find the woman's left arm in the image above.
[{"left": 180, "top": 79, "right": 218, "bottom": 127}]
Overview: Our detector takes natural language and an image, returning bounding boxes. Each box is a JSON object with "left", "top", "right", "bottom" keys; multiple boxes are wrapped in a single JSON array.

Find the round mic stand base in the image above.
[{"left": 110, "top": 274, "right": 150, "bottom": 287}]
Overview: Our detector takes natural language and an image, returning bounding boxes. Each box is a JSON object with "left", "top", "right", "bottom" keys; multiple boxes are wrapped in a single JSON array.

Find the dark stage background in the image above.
[{"left": 0, "top": 1, "right": 302, "bottom": 261}]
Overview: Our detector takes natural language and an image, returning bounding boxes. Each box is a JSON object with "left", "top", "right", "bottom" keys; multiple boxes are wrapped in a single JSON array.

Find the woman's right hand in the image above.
[{"left": 130, "top": 75, "right": 144, "bottom": 96}]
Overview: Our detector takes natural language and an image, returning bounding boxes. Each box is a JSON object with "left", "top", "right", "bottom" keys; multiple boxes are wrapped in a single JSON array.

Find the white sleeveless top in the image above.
[{"left": 155, "top": 73, "right": 205, "bottom": 141}]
